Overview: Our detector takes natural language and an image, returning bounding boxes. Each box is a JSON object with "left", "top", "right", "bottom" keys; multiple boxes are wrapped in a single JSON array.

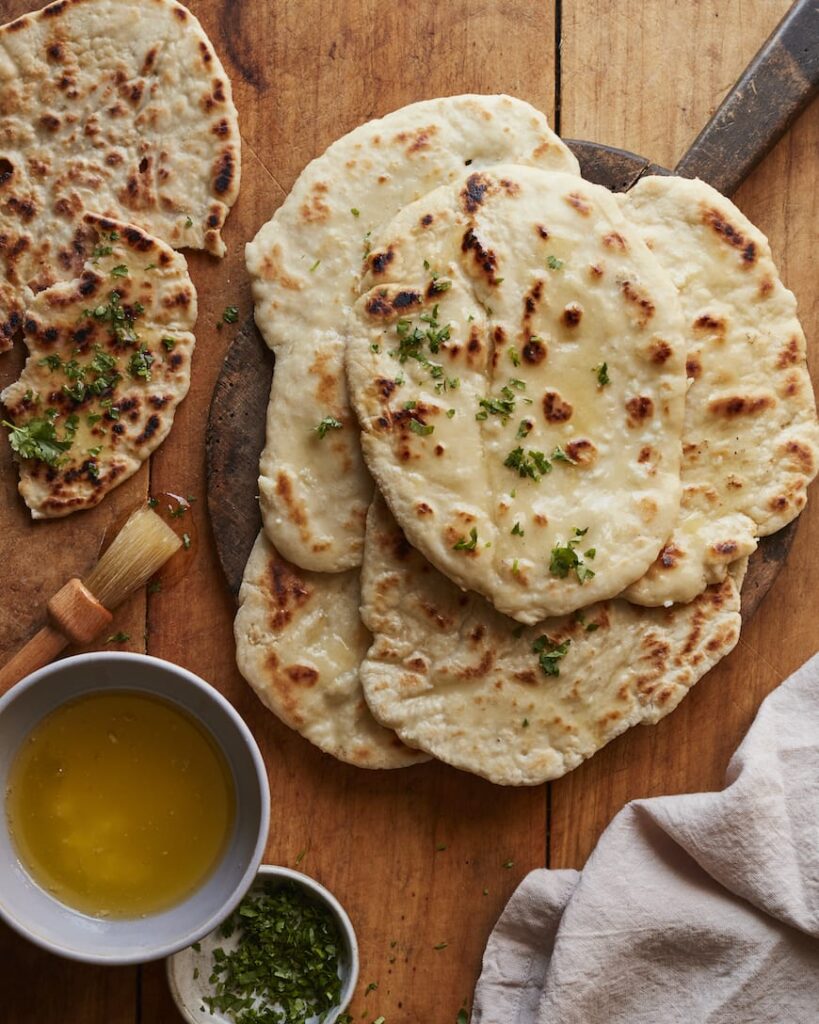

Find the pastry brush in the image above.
[{"left": 0, "top": 506, "right": 181, "bottom": 693}]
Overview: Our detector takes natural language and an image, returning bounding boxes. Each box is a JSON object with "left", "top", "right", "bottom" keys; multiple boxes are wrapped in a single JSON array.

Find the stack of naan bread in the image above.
[
  {"left": 0, "top": 0, "right": 239, "bottom": 516},
  {"left": 236, "top": 94, "right": 819, "bottom": 784}
]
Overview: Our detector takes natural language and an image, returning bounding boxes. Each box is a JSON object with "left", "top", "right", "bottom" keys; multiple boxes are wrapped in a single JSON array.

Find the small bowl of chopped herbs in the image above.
[{"left": 167, "top": 864, "right": 359, "bottom": 1024}]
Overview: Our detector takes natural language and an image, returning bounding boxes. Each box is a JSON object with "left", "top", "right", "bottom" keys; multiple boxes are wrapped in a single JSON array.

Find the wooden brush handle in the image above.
[{"left": 0, "top": 579, "right": 112, "bottom": 695}]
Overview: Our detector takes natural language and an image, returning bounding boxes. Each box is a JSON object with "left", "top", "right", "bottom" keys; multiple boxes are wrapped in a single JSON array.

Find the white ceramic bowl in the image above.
[
  {"left": 0, "top": 652, "right": 270, "bottom": 964},
  {"left": 167, "top": 865, "right": 360, "bottom": 1024}
]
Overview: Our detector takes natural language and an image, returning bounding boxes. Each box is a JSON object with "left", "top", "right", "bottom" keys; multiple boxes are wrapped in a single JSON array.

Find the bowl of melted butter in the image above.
[{"left": 0, "top": 652, "right": 269, "bottom": 964}]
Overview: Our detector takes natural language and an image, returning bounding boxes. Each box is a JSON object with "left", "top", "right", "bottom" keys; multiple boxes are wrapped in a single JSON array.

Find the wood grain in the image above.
[{"left": 1, "top": 2, "right": 816, "bottom": 1023}]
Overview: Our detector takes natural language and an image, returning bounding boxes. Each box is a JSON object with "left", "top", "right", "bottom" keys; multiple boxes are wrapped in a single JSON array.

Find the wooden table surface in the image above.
[{"left": 1, "top": 1, "right": 817, "bottom": 1021}]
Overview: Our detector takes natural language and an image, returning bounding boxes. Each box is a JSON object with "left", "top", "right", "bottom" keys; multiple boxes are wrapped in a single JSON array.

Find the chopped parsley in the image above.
[
  {"left": 365, "top": 982, "right": 379, "bottom": 995},
  {"left": 392, "top": 305, "right": 458, "bottom": 393},
  {"left": 39, "top": 354, "right": 63, "bottom": 371},
  {"left": 551, "top": 445, "right": 576, "bottom": 464},
  {"left": 522, "top": 718, "right": 529, "bottom": 728},
  {"left": 593, "top": 362, "right": 610, "bottom": 386},
  {"left": 453, "top": 527, "right": 478, "bottom": 551},
  {"left": 508, "top": 346, "right": 521, "bottom": 367},
  {"left": 408, "top": 418, "right": 433, "bottom": 436},
  {"left": 201, "top": 881, "right": 345, "bottom": 1024},
  {"left": 2, "top": 412, "right": 78, "bottom": 467},
  {"left": 504, "top": 446, "right": 552, "bottom": 481},
  {"left": 309, "top": 259, "right": 321, "bottom": 272},
  {"left": 511, "top": 521, "right": 524, "bottom": 536},
  {"left": 351, "top": 207, "right": 360, "bottom": 217},
  {"left": 516, "top": 419, "right": 533, "bottom": 439},
  {"left": 403, "top": 400, "right": 417, "bottom": 410},
  {"left": 370, "top": 342, "right": 380, "bottom": 353},
  {"left": 128, "top": 344, "right": 154, "bottom": 382},
  {"left": 434, "top": 942, "right": 448, "bottom": 951},
  {"left": 502, "top": 859, "right": 514, "bottom": 869},
  {"left": 549, "top": 528, "right": 595, "bottom": 584},
  {"left": 162, "top": 337, "right": 176, "bottom": 351},
  {"left": 84, "top": 290, "right": 141, "bottom": 347},
  {"left": 546, "top": 255, "right": 564, "bottom": 270},
  {"left": 446, "top": 408, "right": 456, "bottom": 418},
  {"left": 148, "top": 497, "right": 159, "bottom": 508},
  {"left": 532, "top": 634, "right": 571, "bottom": 676},
  {"left": 106, "top": 632, "right": 130, "bottom": 644},
  {"left": 110, "top": 264, "right": 129, "bottom": 278},
  {"left": 185, "top": 215, "right": 193, "bottom": 228},
  {"left": 222, "top": 305, "right": 239, "bottom": 324},
  {"left": 91, "top": 243, "right": 113, "bottom": 262},
  {"left": 315, "top": 415, "right": 343, "bottom": 439}
]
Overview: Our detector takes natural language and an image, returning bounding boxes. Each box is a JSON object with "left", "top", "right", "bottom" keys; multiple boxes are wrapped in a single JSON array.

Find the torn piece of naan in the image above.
[
  {"left": 0, "top": 0, "right": 239, "bottom": 349},
  {"left": 2, "top": 214, "right": 195, "bottom": 517}
]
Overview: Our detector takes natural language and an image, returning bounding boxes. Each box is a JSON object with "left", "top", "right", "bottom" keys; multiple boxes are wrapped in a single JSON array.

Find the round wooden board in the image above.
[{"left": 206, "top": 144, "right": 798, "bottom": 614}]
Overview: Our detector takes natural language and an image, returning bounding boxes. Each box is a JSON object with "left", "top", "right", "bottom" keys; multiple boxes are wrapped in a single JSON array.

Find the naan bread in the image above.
[
  {"left": 347, "top": 165, "right": 686, "bottom": 624},
  {"left": 621, "top": 177, "right": 819, "bottom": 605},
  {"left": 235, "top": 531, "right": 429, "bottom": 770},
  {"left": 359, "top": 497, "right": 744, "bottom": 787},
  {"left": 2, "top": 214, "right": 195, "bottom": 517},
  {"left": 0, "top": 0, "right": 239, "bottom": 350},
  {"left": 246, "top": 94, "right": 579, "bottom": 573}
]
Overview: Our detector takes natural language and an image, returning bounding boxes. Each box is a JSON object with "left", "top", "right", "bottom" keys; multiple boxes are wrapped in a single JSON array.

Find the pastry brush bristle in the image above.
[{"left": 84, "top": 506, "right": 182, "bottom": 609}]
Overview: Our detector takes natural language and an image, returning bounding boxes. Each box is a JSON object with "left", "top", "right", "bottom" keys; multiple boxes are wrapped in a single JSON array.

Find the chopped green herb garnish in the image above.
[
  {"left": 549, "top": 527, "right": 594, "bottom": 583},
  {"left": 92, "top": 243, "right": 113, "bottom": 262},
  {"left": 593, "top": 362, "right": 610, "bottom": 386},
  {"left": 315, "top": 415, "right": 343, "bottom": 439},
  {"left": 162, "top": 337, "right": 176, "bottom": 351},
  {"left": 106, "top": 632, "right": 130, "bottom": 644},
  {"left": 453, "top": 527, "right": 478, "bottom": 551},
  {"left": 532, "top": 634, "right": 571, "bottom": 676},
  {"left": 148, "top": 497, "right": 159, "bottom": 508},
  {"left": 110, "top": 264, "right": 129, "bottom": 278},
  {"left": 185, "top": 215, "right": 193, "bottom": 228},
  {"left": 516, "top": 419, "right": 533, "bottom": 439},
  {"left": 309, "top": 259, "right": 321, "bottom": 272},
  {"left": 351, "top": 207, "right": 360, "bottom": 217},
  {"left": 434, "top": 942, "right": 448, "bottom": 951},
  {"left": 504, "top": 446, "right": 552, "bottom": 481},
  {"left": 39, "top": 354, "right": 63, "bottom": 371},
  {"left": 87, "top": 413, "right": 103, "bottom": 426},
  {"left": 522, "top": 718, "right": 529, "bottom": 728},
  {"left": 2, "top": 414, "right": 76, "bottom": 467},
  {"left": 128, "top": 344, "right": 154, "bottom": 381},
  {"left": 408, "top": 418, "right": 433, "bottom": 436},
  {"left": 370, "top": 342, "right": 380, "bottom": 353},
  {"left": 551, "top": 445, "right": 576, "bottom": 464},
  {"left": 202, "top": 881, "right": 345, "bottom": 1024},
  {"left": 222, "top": 305, "right": 239, "bottom": 324},
  {"left": 365, "top": 982, "right": 379, "bottom": 995},
  {"left": 508, "top": 346, "right": 520, "bottom": 367},
  {"left": 546, "top": 255, "right": 564, "bottom": 270},
  {"left": 446, "top": 408, "right": 456, "bottom": 418},
  {"left": 403, "top": 400, "right": 417, "bottom": 410},
  {"left": 511, "top": 521, "right": 524, "bottom": 536},
  {"left": 502, "top": 859, "right": 514, "bottom": 869}
]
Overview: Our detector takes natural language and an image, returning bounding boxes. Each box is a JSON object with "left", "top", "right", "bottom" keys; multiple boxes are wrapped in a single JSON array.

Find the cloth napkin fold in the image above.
[{"left": 472, "top": 653, "right": 819, "bottom": 1024}]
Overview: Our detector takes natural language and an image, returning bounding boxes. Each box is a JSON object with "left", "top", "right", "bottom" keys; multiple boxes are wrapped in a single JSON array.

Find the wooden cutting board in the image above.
[{"left": 2, "top": 3, "right": 818, "bottom": 1024}]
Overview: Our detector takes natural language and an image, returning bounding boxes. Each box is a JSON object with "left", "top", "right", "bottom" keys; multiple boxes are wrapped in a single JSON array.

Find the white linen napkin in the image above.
[{"left": 472, "top": 653, "right": 819, "bottom": 1024}]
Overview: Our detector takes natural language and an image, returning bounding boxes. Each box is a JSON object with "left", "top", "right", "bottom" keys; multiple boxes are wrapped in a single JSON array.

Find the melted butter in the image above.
[{"left": 6, "top": 691, "right": 235, "bottom": 919}]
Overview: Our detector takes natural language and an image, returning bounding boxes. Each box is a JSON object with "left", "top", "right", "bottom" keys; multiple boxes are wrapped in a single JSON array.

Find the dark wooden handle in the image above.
[{"left": 675, "top": 0, "right": 819, "bottom": 195}]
